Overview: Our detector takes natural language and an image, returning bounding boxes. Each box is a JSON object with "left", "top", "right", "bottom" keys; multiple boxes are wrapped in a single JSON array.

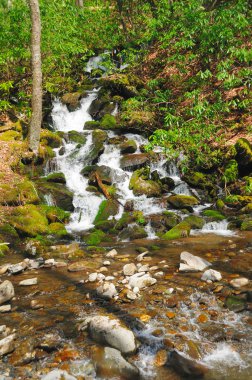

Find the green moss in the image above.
[
  {"left": 35, "top": 180, "right": 74, "bottom": 211},
  {"left": 100, "top": 114, "right": 117, "bottom": 130},
  {"left": 40, "top": 129, "right": 62, "bottom": 148},
  {"left": 84, "top": 121, "right": 100, "bottom": 130},
  {"left": 94, "top": 199, "right": 119, "bottom": 224},
  {"left": 120, "top": 139, "right": 137, "bottom": 154},
  {"left": 133, "top": 211, "right": 147, "bottom": 226},
  {"left": 39, "top": 205, "right": 70, "bottom": 223},
  {"left": 167, "top": 195, "right": 199, "bottom": 210},
  {"left": 48, "top": 222, "right": 70, "bottom": 238},
  {"left": 183, "top": 171, "right": 216, "bottom": 194},
  {"left": 45, "top": 172, "right": 66, "bottom": 184},
  {"left": 114, "top": 212, "right": 133, "bottom": 230},
  {"left": 7, "top": 204, "right": 49, "bottom": 237},
  {"left": 202, "top": 210, "right": 225, "bottom": 221},
  {"left": 184, "top": 215, "right": 205, "bottom": 229},
  {"left": 162, "top": 221, "right": 191, "bottom": 240},
  {"left": 222, "top": 159, "right": 238, "bottom": 184},
  {"left": 129, "top": 168, "right": 162, "bottom": 197},
  {"left": 0, "top": 130, "right": 21, "bottom": 141},
  {"left": 0, "top": 224, "right": 19, "bottom": 244},
  {"left": 235, "top": 138, "right": 252, "bottom": 168},
  {"left": 241, "top": 203, "right": 252, "bottom": 213},
  {"left": 85, "top": 229, "right": 105, "bottom": 245},
  {"left": 68, "top": 131, "right": 87, "bottom": 145},
  {"left": 94, "top": 219, "right": 115, "bottom": 232},
  {"left": 0, "top": 180, "right": 39, "bottom": 206},
  {"left": 0, "top": 242, "right": 10, "bottom": 256},
  {"left": 224, "top": 195, "right": 252, "bottom": 208},
  {"left": 216, "top": 199, "right": 225, "bottom": 210},
  {"left": 240, "top": 219, "right": 252, "bottom": 231}
]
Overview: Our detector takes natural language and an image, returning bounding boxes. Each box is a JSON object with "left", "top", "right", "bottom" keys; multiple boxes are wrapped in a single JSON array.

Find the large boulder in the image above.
[
  {"left": 162, "top": 221, "right": 191, "bottom": 240},
  {"left": 100, "top": 73, "right": 143, "bottom": 99},
  {"left": 118, "top": 225, "right": 148, "bottom": 240},
  {"left": 120, "top": 140, "right": 137, "bottom": 154},
  {"left": 0, "top": 281, "right": 15, "bottom": 305},
  {"left": 167, "top": 350, "right": 208, "bottom": 378},
  {"left": 149, "top": 212, "right": 181, "bottom": 233},
  {"left": 67, "top": 130, "right": 87, "bottom": 145},
  {"left": 61, "top": 92, "right": 82, "bottom": 111},
  {"left": 182, "top": 171, "right": 216, "bottom": 197},
  {"left": 83, "top": 315, "right": 137, "bottom": 354},
  {"left": 94, "top": 200, "right": 119, "bottom": 224},
  {"left": 0, "top": 180, "right": 39, "bottom": 206},
  {"left": 129, "top": 168, "right": 162, "bottom": 197},
  {"left": 167, "top": 195, "right": 199, "bottom": 211},
  {"left": 120, "top": 154, "right": 150, "bottom": 171},
  {"left": 36, "top": 180, "right": 74, "bottom": 211},
  {"left": 45, "top": 172, "right": 66, "bottom": 184},
  {"left": 183, "top": 215, "right": 205, "bottom": 229},
  {"left": 88, "top": 129, "right": 107, "bottom": 164}
]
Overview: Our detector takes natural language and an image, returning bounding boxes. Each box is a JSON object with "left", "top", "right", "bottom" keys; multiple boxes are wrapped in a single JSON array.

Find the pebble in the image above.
[
  {"left": 128, "top": 273, "right": 157, "bottom": 289},
  {"left": 106, "top": 249, "right": 118, "bottom": 258},
  {"left": 230, "top": 277, "right": 249, "bottom": 288},
  {"left": 149, "top": 266, "right": 158, "bottom": 271},
  {"left": 30, "top": 300, "right": 44, "bottom": 310},
  {"left": 165, "top": 288, "right": 174, "bottom": 295},
  {"left": 103, "top": 261, "right": 111, "bottom": 266},
  {"left": 136, "top": 251, "right": 149, "bottom": 262},
  {"left": 19, "top": 278, "right": 38, "bottom": 286},
  {"left": 138, "top": 264, "right": 149, "bottom": 272},
  {"left": 97, "top": 282, "right": 117, "bottom": 299},
  {"left": 0, "top": 264, "right": 10, "bottom": 275},
  {"left": 105, "top": 276, "right": 115, "bottom": 281},
  {"left": 0, "top": 280, "right": 15, "bottom": 305},
  {"left": 201, "top": 269, "right": 222, "bottom": 282},
  {"left": 127, "top": 290, "right": 137, "bottom": 300},
  {"left": 0, "top": 333, "right": 16, "bottom": 357},
  {"left": 154, "top": 271, "right": 164, "bottom": 278},
  {"left": 123, "top": 263, "right": 137, "bottom": 276},
  {"left": 97, "top": 273, "right": 105, "bottom": 281},
  {"left": 8, "top": 262, "right": 27, "bottom": 275},
  {"left": 88, "top": 273, "right": 98, "bottom": 282},
  {"left": 99, "top": 267, "right": 108, "bottom": 272},
  {"left": 0, "top": 305, "right": 11, "bottom": 313}
]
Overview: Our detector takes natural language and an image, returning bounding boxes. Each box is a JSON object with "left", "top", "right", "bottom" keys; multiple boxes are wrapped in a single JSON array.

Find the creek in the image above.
[{"left": 0, "top": 83, "right": 251, "bottom": 380}]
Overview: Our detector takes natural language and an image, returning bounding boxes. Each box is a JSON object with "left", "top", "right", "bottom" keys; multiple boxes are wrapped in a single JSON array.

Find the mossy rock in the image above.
[
  {"left": 118, "top": 225, "right": 148, "bottom": 240},
  {"left": 88, "top": 165, "right": 113, "bottom": 186},
  {"left": 0, "top": 223, "right": 19, "bottom": 245},
  {"left": 120, "top": 139, "right": 137, "bottom": 154},
  {"left": 36, "top": 180, "right": 74, "bottom": 211},
  {"left": 242, "top": 176, "right": 252, "bottom": 195},
  {"left": 100, "top": 114, "right": 117, "bottom": 130},
  {"left": 7, "top": 204, "right": 49, "bottom": 237},
  {"left": 0, "top": 242, "right": 10, "bottom": 256},
  {"left": 0, "top": 180, "right": 39, "bottom": 206},
  {"left": 85, "top": 229, "right": 106, "bottom": 245},
  {"left": 93, "top": 199, "right": 119, "bottom": 224},
  {"left": 216, "top": 199, "right": 225, "bottom": 210},
  {"left": 167, "top": 195, "right": 199, "bottom": 211},
  {"left": 162, "top": 221, "right": 191, "bottom": 240},
  {"left": 235, "top": 138, "right": 252, "bottom": 173},
  {"left": 61, "top": 92, "right": 82, "bottom": 111},
  {"left": 241, "top": 203, "right": 252, "bottom": 214},
  {"left": 225, "top": 295, "right": 246, "bottom": 312},
  {"left": 84, "top": 120, "right": 100, "bottom": 130},
  {"left": 222, "top": 160, "right": 239, "bottom": 185},
  {"left": 48, "top": 222, "right": 71, "bottom": 238},
  {"left": 120, "top": 153, "right": 150, "bottom": 171},
  {"left": 39, "top": 205, "right": 70, "bottom": 223},
  {"left": 100, "top": 73, "right": 142, "bottom": 98},
  {"left": 88, "top": 96, "right": 115, "bottom": 120},
  {"left": 0, "top": 130, "right": 22, "bottom": 141},
  {"left": 202, "top": 210, "right": 225, "bottom": 221},
  {"left": 224, "top": 195, "right": 252, "bottom": 208},
  {"left": 183, "top": 171, "right": 216, "bottom": 195},
  {"left": 108, "top": 136, "right": 127, "bottom": 145},
  {"left": 160, "top": 177, "right": 176, "bottom": 192},
  {"left": 88, "top": 129, "right": 107, "bottom": 164},
  {"left": 149, "top": 212, "right": 181, "bottom": 233},
  {"left": 68, "top": 130, "right": 87, "bottom": 145},
  {"left": 183, "top": 215, "right": 205, "bottom": 229},
  {"left": 40, "top": 130, "right": 62, "bottom": 148},
  {"left": 240, "top": 219, "right": 252, "bottom": 231},
  {"left": 45, "top": 172, "right": 66, "bottom": 184},
  {"left": 129, "top": 167, "right": 162, "bottom": 197},
  {"left": 94, "top": 219, "right": 116, "bottom": 232},
  {"left": 114, "top": 212, "right": 134, "bottom": 230}
]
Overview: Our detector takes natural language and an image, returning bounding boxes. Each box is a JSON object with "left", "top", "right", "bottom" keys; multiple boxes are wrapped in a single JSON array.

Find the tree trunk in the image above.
[
  {"left": 75, "top": 0, "right": 84, "bottom": 7},
  {"left": 28, "top": 0, "right": 42, "bottom": 154},
  {"left": 116, "top": 0, "right": 128, "bottom": 34}
]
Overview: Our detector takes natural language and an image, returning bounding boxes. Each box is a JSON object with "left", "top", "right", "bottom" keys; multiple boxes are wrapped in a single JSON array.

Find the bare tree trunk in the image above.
[
  {"left": 28, "top": 0, "right": 42, "bottom": 154},
  {"left": 75, "top": 0, "right": 84, "bottom": 7}
]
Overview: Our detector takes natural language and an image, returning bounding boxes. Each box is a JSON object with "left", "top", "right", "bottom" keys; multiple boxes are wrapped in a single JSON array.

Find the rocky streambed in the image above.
[{"left": 0, "top": 233, "right": 251, "bottom": 379}]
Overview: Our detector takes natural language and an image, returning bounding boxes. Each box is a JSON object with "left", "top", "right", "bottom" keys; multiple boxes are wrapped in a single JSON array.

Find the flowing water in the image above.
[{"left": 1, "top": 86, "right": 251, "bottom": 380}]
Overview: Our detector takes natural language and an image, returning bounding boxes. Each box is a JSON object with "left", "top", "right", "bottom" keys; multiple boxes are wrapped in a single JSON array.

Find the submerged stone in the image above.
[{"left": 167, "top": 350, "right": 208, "bottom": 377}]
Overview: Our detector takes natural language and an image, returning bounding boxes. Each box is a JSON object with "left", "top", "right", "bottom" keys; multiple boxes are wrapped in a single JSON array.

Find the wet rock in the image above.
[
  {"left": 88, "top": 165, "right": 113, "bottom": 186},
  {"left": 0, "top": 281, "right": 15, "bottom": 305},
  {"left": 123, "top": 263, "right": 137, "bottom": 276},
  {"left": 167, "top": 195, "right": 199, "bottom": 211},
  {"left": 184, "top": 215, "right": 205, "bottom": 229},
  {"left": 201, "top": 269, "right": 222, "bottom": 282},
  {"left": 88, "top": 273, "right": 98, "bottom": 282},
  {"left": 119, "top": 225, "right": 148, "bottom": 240},
  {"left": 36, "top": 333, "right": 62, "bottom": 352},
  {"left": 97, "top": 282, "right": 117, "bottom": 299},
  {"left": 0, "top": 334, "right": 16, "bottom": 357},
  {"left": 88, "top": 129, "right": 107, "bottom": 164},
  {"left": 0, "top": 305, "right": 11, "bottom": 313},
  {"left": 120, "top": 153, "right": 149, "bottom": 171},
  {"left": 61, "top": 92, "right": 82, "bottom": 111},
  {"left": 128, "top": 272, "right": 157, "bottom": 289},
  {"left": 96, "top": 347, "right": 140, "bottom": 380},
  {"left": 235, "top": 138, "right": 252, "bottom": 174},
  {"left": 225, "top": 295, "right": 246, "bottom": 312},
  {"left": 167, "top": 350, "right": 208, "bottom": 378},
  {"left": 0, "top": 264, "right": 10, "bottom": 275},
  {"left": 129, "top": 167, "right": 162, "bottom": 197},
  {"left": 136, "top": 251, "right": 149, "bottom": 262},
  {"left": 67, "top": 130, "right": 87, "bottom": 145},
  {"left": 8, "top": 262, "right": 27, "bottom": 274},
  {"left": 127, "top": 290, "right": 137, "bottom": 300},
  {"left": 150, "top": 212, "right": 181, "bottom": 233},
  {"left": 230, "top": 277, "right": 249, "bottom": 288},
  {"left": 19, "top": 278, "right": 38, "bottom": 286},
  {"left": 179, "top": 251, "right": 211, "bottom": 272},
  {"left": 45, "top": 172, "right": 66, "bottom": 184},
  {"left": 163, "top": 221, "right": 191, "bottom": 240},
  {"left": 36, "top": 180, "right": 74, "bottom": 211},
  {"left": 120, "top": 139, "right": 137, "bottom": 154},
  {"left": 30, "top": 300, "right": 44, "bottom": 310},
  {"left": 85, "top": 315, "right": 136, "bottom": 354},
  {"left": 137, "top": 264, "right": 149, "bottom": 272},
  {"left": 93, "top": 199, "right": 119, "bottom": 224},
  {"left": 68, "top": 261, "right": 87, "bottom": 272},
  {"left": 106, "top": 249, "right": 118, "bottom": 258},
  {"left": 41, "top": 369, "right": 77, "bottom": 380}
]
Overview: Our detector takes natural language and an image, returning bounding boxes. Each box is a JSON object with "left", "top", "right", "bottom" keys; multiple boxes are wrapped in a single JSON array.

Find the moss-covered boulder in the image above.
[
  {"left": 0, "top": 130, "right": 21, "bottom": 141},
  {"left": 100, "top": 114, "right": 117, "bottom": 130},
  {"left": 183, "top": 215, "right": 205, "bottom": 229},
  {"left": 216, "top": 199, "right": 225, "bottom": 210},
  {"left": 129, "top": 168, "right": 162, "bottom": 197},
  {"left": 40, "top": 130, "right": 62, "bottom": 148},
  {"left": 149, "top": 212, "right": 181, "bottom": 233},
  {"left": 235, "top": 138, "right": 252, "bottom": 173},
  {"left": 88, "top": 165, "right": 113, "bottom": 186},
  {"left": 222, "top": 160, "right": 239, "bottom": 184},
  {"left": 241, "top": 203, "right": 252, "bottom": 213},
  {"left": 162, "top": 221, "right": 191, "bottom": 240},
  {"left": 120, "top": 140, "right": 137, "bottom": 154},
  {"left": 160, "top": 177, "right": 176, "bottom": 192},
  {"left": 0, "top": 180, "right": 39, "bottom": 206},
  {"left": 108, "top": 136, "right": 127, "bottom": 145},
  {"left": 39, "top": 205, "right": 70, "bottom": 223},
  {"left": 224, "top": 195, "right": 252, "bottom": 208},
  {"left": 67, "top": 130, "right": 87, "bottom": 145},
  {"left": 94, "top": 199, "right": 119, "bottom": 224},
  {"left": 94, "top": 219, "right": 116, "bottom": 232},
  {"left": 118, "top": 225, "right": 148, "bottom": 240},
  {"left": 88, "top": 96, "right": 115, "bottom": 120},
  {"left": 120, "top": 154, "right": 149, "bottom": 171},
  {"left": 0, "top": 224, "right": 19, "bottom": 245},
  {"left": 240, "top": 219, "right": 252, "bottom": 231},
  {"left": 88, "top": 129, "right": 107, "bottom": 164},
  {"left": 48, "top": 222, "right": 70, "bottom": 238},
  {"left": 84, "top": 229, "right": 106, "bottom": 245},
  {"left": 45, "top": 172, "right": 66, "bottom": 184},
  {"left": 36, "top": 180, "right": 74, "bottom": 211},
  {"left": 7, "top": 205, "right": 49, "bottom": 237},
  {"left": 61, "top": 92, "right": 82, "bottom": 111},
  {"left": 167, "top": 195, "right": 199, "bottom": 211},
  {"left": 202, "top": 209, "right": 225, "bottom": 221},
  {"left": 183, "top": 171, "right": 216, "bottom": 196},
  {"left": 84, "top": 120, "right": 101, "bottom": 130},
  {"left": 100, "top": 73, "right": 143, "bottom": 99}
]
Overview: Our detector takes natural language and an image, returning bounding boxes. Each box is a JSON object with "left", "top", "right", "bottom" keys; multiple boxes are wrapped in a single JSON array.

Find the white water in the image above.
[{"left": 201, "top": 220, "right": 237, "bottom": 236}]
